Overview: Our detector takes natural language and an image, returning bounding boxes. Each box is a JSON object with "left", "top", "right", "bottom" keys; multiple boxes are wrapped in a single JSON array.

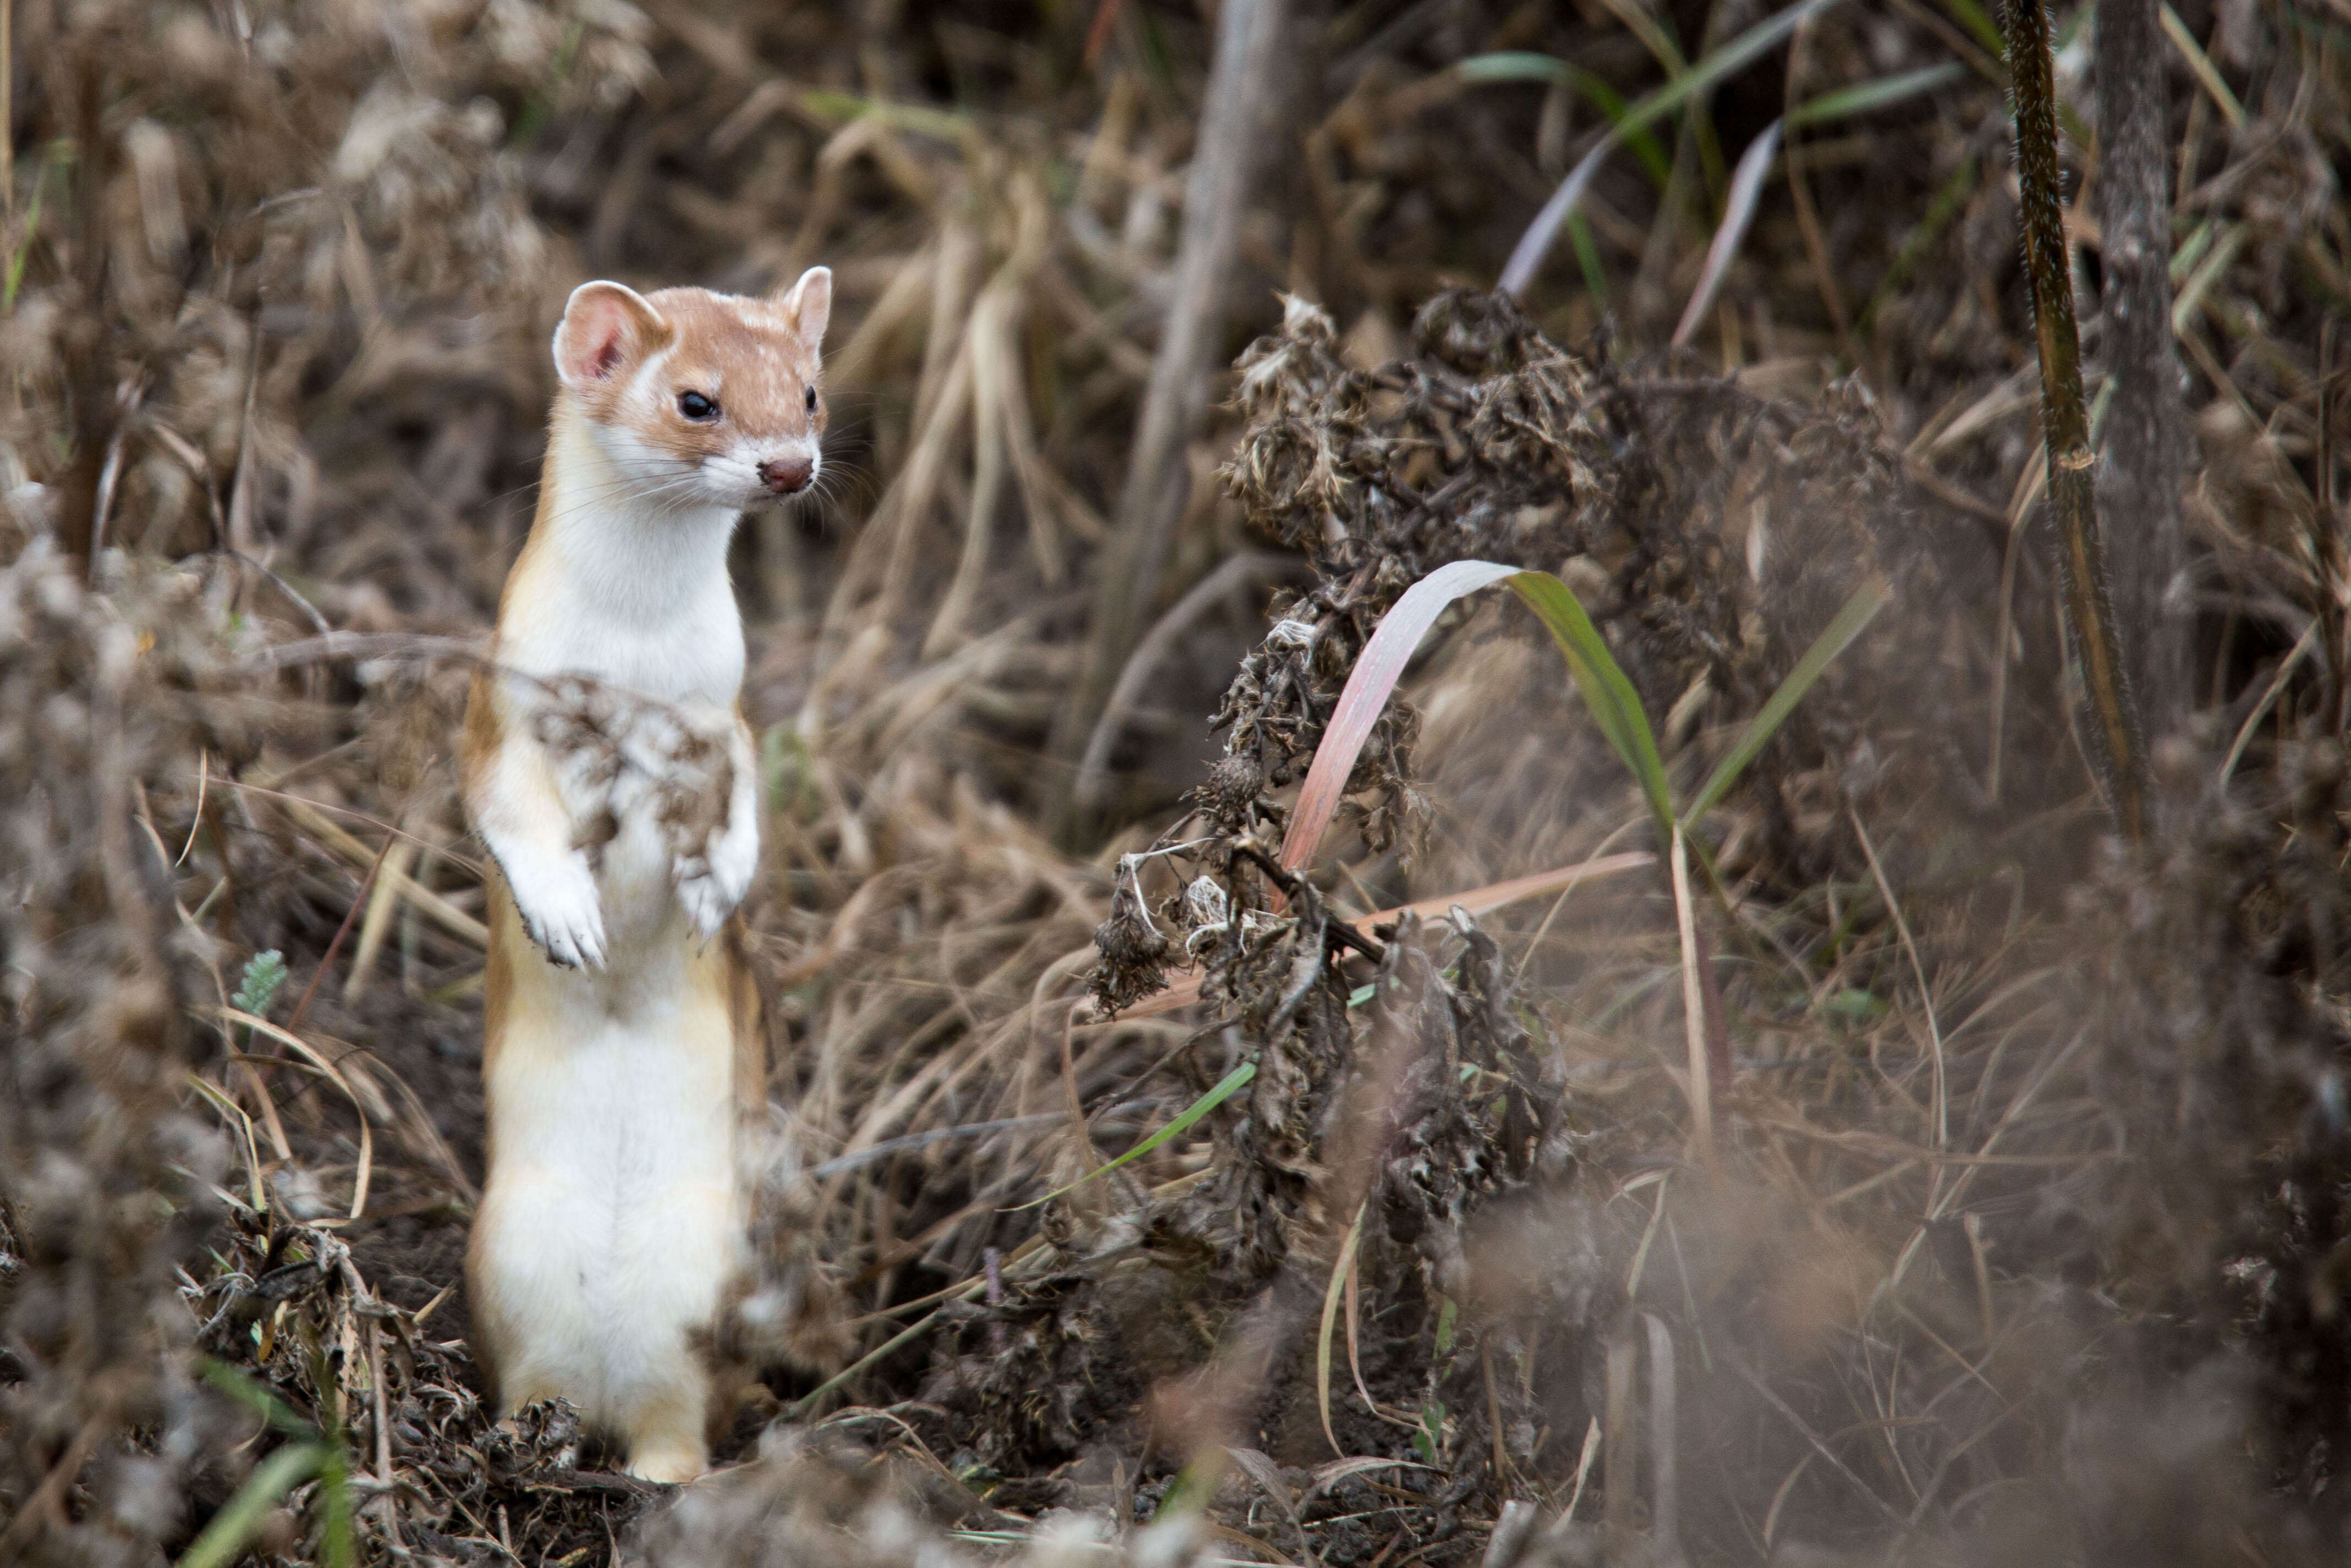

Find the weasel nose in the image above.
[{"left": 758, "top": 456, "right": 814, "bottom": 495}]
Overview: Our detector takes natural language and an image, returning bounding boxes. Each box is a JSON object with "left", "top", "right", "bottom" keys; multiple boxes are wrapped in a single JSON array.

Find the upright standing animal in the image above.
[{"left": 462, "top": 268, "right": 831, "bottom": 1482}]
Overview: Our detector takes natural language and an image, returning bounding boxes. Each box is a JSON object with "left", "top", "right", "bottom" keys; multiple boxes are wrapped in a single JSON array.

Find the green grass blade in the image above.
[
  {"left": 175, "top": 1443, "right": 325, "bottom": 1568},
  {"left": 1286, "top": 554, "right": 1865, "bottom": 874},
  {"left": 1937, "top": 0, "right": 2006, "bottom": 57},
  {"left": 2168, "top": 216, "right": 2215, "bottom": 283},
  {"left": 1503, "top": 573, "right": 1674, "bottom": 836},
  {"left": 1595, "top": 0, "right": 1687, "bottom": 73},
  {"left": 320, "top": 1447, "right": 355, "bottom": 1568},
  {"left": 1862, "top": 155, "right": 1978, "bottom": 332},
  {"left": 1787, "top": 62, "right": 1965, "bottom": 128},
  {"left": 1612, "top": 0, "right": 1837, "bottom": 145},
  {"left": 1455, "top": 53, "right": 1672, "bottom": 184},
  {"left": 4, "top": 152, "right": 51, "bottom": 311},
  {"left": 304, "top": 1341, "right": 358, "bottom": 1568},
  {"left": 1499, "top": 0, "right": 1839, "bottom": 297},
  {"left": 1015, "top": 1060, "right": 1256, "bottom": 1209},
  {"left": 1680, "top": 577, "right": 1888, "bottom": 829},
  {"left": 1568, "top": 213, "right": 1610, "bottom": 303},
  {"left": 798, "top": 88, "right": 971, "bottom": 141},
  {"left": 201, "top": 1358, "right": 321, "bottom": 1438}
]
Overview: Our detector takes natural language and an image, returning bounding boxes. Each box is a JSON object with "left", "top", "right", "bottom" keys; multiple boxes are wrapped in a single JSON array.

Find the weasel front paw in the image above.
[
  {"left": 505, "top": 849, "right": 607, "bottom": 970},
  {"left": 675, "top": 819, "right": 758, "bottom": 939}
]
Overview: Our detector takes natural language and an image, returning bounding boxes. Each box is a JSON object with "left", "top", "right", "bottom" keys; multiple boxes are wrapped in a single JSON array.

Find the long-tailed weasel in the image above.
[{"left": 461, "top": 269, "right": 831, "bottom": 1482}]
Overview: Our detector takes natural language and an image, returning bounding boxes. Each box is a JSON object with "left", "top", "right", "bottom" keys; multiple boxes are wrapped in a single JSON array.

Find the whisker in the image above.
[{"left": 530, "top": 470, "right": 733, "bottom": 529}]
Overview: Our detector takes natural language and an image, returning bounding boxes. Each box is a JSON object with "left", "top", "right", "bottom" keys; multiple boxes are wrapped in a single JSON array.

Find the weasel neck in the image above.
[
  {"left": 525, "top": 398, "right": 744, "bottom": 630},
  {"left": 496, "top": 398, "right": 747, "bottom": 706}
]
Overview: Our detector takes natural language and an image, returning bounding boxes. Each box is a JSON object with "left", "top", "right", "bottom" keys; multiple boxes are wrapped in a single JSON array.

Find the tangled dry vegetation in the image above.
[{"left": 6, "top": 0, "right": 2351, "bottom": 1564}]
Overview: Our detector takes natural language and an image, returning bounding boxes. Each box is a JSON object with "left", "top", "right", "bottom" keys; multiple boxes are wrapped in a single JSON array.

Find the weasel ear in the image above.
[
  {"left": 776, "top": 266, "right": 832, "bottom": 355},
  {"left": 554, "top": 282, "right": 668, "bottom": 390}
]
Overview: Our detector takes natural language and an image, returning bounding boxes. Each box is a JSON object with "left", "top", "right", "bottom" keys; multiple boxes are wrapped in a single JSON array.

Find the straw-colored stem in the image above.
[
  {"left": 1669, "top": 826, "right": 1715, "bottom": 1151},
  {"left": 2095, "top": 0, "right": 2191, "bottom": 728},
  {"left": 1050, "top": 0, "right": 1290, "bottom": 835}
]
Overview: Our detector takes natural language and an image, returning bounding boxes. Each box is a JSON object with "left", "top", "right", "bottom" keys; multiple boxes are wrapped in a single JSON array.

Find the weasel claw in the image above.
[{"left": 508, "top": 850, "right": 607, "bottom": 971}]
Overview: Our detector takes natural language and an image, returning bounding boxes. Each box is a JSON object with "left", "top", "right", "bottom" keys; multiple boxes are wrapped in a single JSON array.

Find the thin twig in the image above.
[
  {"left": 1073, "top": 549, "right": 1309, "bottom": 808},
  {"left": 1851, "top": 810, "right": 1946, "bottom": 1165},
  {"left": 238, "top": 630, "right": 487, "bottom": 673},
  {"left": 1726, "top": 1357, "right": 1908, "bottom": 1529},
  {"left": 227, "top": 549, "right": 334, "bottom": 637},
  {"left": 1781, "top": 10, "right": 1854, "bottom": 357},
  {"left": 801, "top": 1114, "right": 1066, "bottom": 1179},
  {"left": 285, "top": 837, "right": 393, "bottom": 1035}
]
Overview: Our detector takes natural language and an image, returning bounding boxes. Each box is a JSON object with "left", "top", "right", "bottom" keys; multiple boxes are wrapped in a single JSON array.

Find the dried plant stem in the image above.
[
  {"left": 922, "top": 289, "right": 1009, "bottom": 659},
  {"left": 1669, "top": 827, "right": 1715, "bottom": 1151},
  {"left": 285, "top": 835, "right": 391, "bottom": 1035},
  {"left": 365, "top": 1321, "right": 401, "bottom": 1544},
  {"left": 1, "top": 0, "right": 12, "bottom": 221},
  {"left": 56, "top": 51, "right": 111, "bottom": 562},
  {"left": 1072, "top": 548, "right": 1305, "bottom": 810},
  {"left": 1852, "top": 809, "right": 1946, "bottom": 1162},
  {"left": 238, "top": 783, "right": 487, "bottom": 947},
  {"left": 1781, "top": 13, "right": 1854, "bottom": 359},
  {"left": 2316, "top": 320, "right": 2348, "bottom": 730},
  {"left": 2094, "top": 0, "right": 2190, "bottom": 729},
  {"left": 2002, "top": 0, "right": 2149, "bottom": 840},
  {"left": 1051, "top": 0, "right": 1290, "bottom": 832},
  {"left": 1602, "top": 1329, "right": 1638, "bottom": 1549},
  {"left": 1643, "top": 1314, "right": 1680, "bottom": 1560},
  {"left": 342, "top": 830, "right": 419, "bottom": 1003}
]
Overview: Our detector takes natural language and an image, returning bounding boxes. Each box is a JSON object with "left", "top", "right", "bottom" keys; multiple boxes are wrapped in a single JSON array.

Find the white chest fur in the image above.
[
  {"left": 502, "top": 410, "right": 748, "bottom": 707},
  {"left": 482, "top": 406, "right": 762, "bottom": 964}
]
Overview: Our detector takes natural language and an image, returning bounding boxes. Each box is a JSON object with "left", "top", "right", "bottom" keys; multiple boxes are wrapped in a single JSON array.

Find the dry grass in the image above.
[{"left": 4, "top": 1, "right": 2351, "bottom": 1565}]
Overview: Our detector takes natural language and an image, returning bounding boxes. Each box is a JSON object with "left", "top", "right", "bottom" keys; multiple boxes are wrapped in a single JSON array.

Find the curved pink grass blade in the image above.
[
  {"left": 1672, "top": 118, "right": 1783, "bottom": 349},
  {"left": 1278, "top": 559, "right": 1523, "bottom": 873}
]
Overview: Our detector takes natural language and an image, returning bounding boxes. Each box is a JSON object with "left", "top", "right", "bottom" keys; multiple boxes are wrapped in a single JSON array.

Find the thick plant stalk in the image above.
[
  {"left": 2094, "top": 0, "right": 2190, "bottom": 729},
  {"left": 1049, "top": 0, "right": 1290, "bottom": 832},
  {"left": 2003, "top": 0, "right": 2149, "bottom": 840}
]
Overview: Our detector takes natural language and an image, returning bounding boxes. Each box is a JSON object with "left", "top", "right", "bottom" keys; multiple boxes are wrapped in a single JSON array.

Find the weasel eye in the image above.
[
  {"left": 677, "top": 390, "right": 718, "bottom": 421},
  {"left": 804, "top": 386, "right": 819, "bottom": 412}
]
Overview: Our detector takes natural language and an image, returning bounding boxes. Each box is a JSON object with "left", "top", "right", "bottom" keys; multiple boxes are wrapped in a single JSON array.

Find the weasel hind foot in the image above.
[{"left": 624, "top": 1443, "right": 708, "bottom": 1484}]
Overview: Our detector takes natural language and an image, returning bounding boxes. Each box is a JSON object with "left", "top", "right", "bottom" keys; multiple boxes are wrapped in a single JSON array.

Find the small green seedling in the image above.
[{"left": 232, "top": 950, "right": 289, "bottom": 1019}]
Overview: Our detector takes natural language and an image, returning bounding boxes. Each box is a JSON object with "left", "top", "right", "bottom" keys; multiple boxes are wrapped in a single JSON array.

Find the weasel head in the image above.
[{"left": 551, "top": 267, "right": 833, "bottom": 513}]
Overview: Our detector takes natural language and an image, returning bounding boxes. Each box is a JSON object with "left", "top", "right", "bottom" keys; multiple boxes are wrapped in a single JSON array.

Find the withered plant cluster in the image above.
[{"left": 5, "top": 0, "right": 2351, "bottom": 1565}]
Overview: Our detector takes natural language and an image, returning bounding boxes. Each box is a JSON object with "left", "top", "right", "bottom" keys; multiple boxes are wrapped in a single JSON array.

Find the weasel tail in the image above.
[{"left": 462, "top": 267, "right": 831, "bottom": 1482}]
